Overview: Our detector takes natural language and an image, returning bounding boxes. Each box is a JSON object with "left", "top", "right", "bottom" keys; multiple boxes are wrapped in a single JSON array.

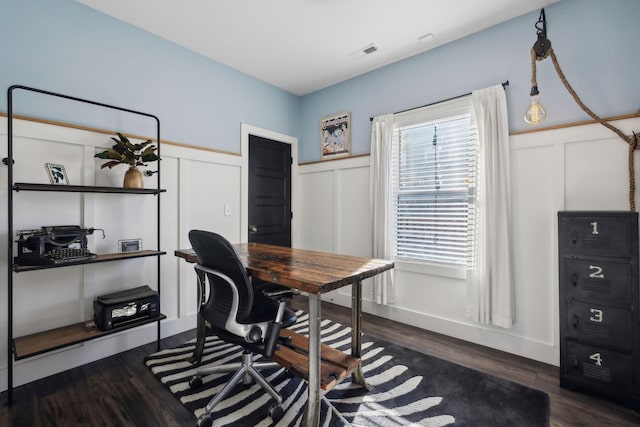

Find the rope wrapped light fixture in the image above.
[{"left": 527, "top": 9, "right": 640, "bottom": 211}]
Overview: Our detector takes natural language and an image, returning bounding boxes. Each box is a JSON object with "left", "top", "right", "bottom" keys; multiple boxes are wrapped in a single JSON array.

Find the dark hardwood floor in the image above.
[
  {"left": 0, "top": 328, "right": 198, "bottom": 427},
  {"left": 294, "top": 299, "right": 640, "bottom": 427},
  {"left": 2, "top": 297, "right": 640, "bottom": 426}
]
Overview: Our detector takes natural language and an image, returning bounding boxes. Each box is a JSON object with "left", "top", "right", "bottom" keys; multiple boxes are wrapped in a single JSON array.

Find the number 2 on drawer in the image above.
[{"left": 589, "top": 265, "right": 604, "bottom": 279}]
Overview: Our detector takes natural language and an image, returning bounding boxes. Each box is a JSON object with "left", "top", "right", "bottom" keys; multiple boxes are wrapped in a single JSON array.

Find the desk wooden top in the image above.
[{"left": 175, "top": 243, "right": 393, "bottom": 295}]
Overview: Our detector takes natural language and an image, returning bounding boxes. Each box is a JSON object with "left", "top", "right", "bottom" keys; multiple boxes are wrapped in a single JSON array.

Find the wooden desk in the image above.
[{"left": 175, "top": 243, "right": 393, "bottom": 427}]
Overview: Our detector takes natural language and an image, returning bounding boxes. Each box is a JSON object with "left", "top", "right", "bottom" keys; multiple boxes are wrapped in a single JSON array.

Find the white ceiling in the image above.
[{"left": 76, "top": 0, "right": 560, "bottom": 96}]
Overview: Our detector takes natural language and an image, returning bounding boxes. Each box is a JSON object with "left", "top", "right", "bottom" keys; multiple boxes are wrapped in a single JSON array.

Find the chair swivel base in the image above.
[{"left": 190, "top": 350, "right": 284, "bottom": 427}]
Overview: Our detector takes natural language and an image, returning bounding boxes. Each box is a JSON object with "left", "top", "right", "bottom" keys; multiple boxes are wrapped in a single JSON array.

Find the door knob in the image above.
[{"left": 249, "top": 225, "right": 258, "bottom": 234}]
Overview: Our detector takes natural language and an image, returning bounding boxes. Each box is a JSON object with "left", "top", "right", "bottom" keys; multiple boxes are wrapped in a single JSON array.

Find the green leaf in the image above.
[
  {"left": 140, "top": 146, "right": 157, "bottom": 156},
  {"left": 100, "top": 160, "right": 123, "bottom": 169},
  {"left": 141, "top": 153, "right": 161, "bottom": 162},
  {"left": 116, "top": 132, "right": 130, "bottom": 144},
  {"left": 110, "top": 139, "right": 126, "bottom": 154}
]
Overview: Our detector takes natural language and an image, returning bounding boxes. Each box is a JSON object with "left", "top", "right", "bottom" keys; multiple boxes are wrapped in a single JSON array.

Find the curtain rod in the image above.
[{"left": 369, "top": 80, "right": 509, "bottom": 121}]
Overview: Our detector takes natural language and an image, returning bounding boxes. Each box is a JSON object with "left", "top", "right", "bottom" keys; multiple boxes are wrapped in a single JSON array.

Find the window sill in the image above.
[{"left": 394, "top": 259, "right": 466, "bottom": 280}]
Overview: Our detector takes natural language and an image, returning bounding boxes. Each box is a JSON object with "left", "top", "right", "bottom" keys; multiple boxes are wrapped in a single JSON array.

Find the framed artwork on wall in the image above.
[{"left": 320, "top": 111, "right": 351, "bottom": 160}]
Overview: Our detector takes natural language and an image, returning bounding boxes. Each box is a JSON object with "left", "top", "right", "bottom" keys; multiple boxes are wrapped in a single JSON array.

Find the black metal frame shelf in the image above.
[
  {"left": 13, "top": 314, "right": 168, "bottom": 361},
  {"left": 13, "top": 250, "right": 167, "bottom": 272},
  {"left": 5, "top": 85, "right": 164, "bottom": 404},
  {"left": 13, "top": 182, "right": 166, "bottom": 195}
]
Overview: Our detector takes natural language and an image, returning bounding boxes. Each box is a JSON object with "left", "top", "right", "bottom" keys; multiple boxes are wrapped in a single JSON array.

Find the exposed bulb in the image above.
[{"left": 524, "top": 94, "right": 546, "bottom": 125}]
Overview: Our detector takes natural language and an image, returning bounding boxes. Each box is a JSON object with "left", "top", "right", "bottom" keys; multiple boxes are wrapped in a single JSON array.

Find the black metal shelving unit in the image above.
[{"left": 5, "top": 85, "right": 165, "bottom": 404}]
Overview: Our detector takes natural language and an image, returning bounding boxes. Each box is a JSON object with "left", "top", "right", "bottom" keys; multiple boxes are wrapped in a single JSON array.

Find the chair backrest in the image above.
[{"left": 188, "top": 230, "right": 254, "bottom": 327}]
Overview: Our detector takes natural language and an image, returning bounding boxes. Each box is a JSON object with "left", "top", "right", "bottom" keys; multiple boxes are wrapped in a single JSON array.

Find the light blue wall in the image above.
[
  {"left": 299, "top": 0, "right": 640, "bottom": 162},
  {"left": 0, "top": 0, "right": 301, "bottom": 153},
  {"left": 3, "top": 0, "right": 638, "bottom": 161}
]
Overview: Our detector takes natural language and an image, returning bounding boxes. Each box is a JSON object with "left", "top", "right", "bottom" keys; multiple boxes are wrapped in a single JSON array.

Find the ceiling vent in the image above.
[
  {"left": 418, "top": 33, "right": 435, "bottom": 43},
  {"left": 348, "top": 44, "right": 378, "bottom": 59},
  {"left": 363, "top": 45, "right": 378, "bottom": 54}
]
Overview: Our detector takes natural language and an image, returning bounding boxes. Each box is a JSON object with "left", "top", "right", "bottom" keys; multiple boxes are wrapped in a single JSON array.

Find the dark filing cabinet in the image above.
[{"left": 558, "top": 211, "right": 640, "bottom": 408}]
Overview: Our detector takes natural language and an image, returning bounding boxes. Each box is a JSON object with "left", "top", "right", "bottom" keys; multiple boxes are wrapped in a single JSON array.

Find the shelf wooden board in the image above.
[
  {"left": 13, "top": 250, "right": 166, "bottom": 272},
  {"left": 13, "top": 314, "right": 166, "bottom": 360},
  {"left": 13, "top": 182, "right": 166, "bottom": 195},
  {"left": 272, "top": 328, "right": 361, "bottom": 391}
]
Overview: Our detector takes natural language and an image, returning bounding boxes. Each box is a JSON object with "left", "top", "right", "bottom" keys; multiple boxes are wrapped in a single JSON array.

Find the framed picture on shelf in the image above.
[
  {"left": 118, "top": 239, "right": 142, "bottom": 253},
  {"left": 320, "top": 111, "right": 351, "bottom": 160},
  {"left": 45, "top": 163, "right": 69, "bottom": 185}
]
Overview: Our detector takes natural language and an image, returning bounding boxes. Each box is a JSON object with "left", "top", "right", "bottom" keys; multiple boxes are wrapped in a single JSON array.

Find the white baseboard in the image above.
[{"left": 326, "top": 292, "right": 559, "bottom": 367}]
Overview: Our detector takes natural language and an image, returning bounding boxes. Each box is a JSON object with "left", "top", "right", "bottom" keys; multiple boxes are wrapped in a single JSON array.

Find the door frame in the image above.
[{"left": 240, "top": 123, "right": 299, "bottom": 246}]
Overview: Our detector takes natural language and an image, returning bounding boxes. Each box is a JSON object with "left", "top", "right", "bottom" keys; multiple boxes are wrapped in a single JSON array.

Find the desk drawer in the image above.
[
  {"left": 565, "top": 301, "right": 632, "bottom": 351},
  {"left": 563, "top": 341, "right": 633, "bottom": 396},
  {"left": 559, "top": 213, "right": 636, "bottom": 258},
  {"left": 562, "top": 257, "right": 633, "bottom": 307}
]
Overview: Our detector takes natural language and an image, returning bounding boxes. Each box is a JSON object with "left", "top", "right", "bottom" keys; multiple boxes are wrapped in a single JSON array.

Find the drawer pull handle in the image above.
[
  {"left": 571, "top": 230, "right": 578, "bottom": 244},
  {"left": 572, "top": 314, "right": 579, "bottom": 328},
  {"left": 570, "top": 272, "right": 578, "bottom": 286}
]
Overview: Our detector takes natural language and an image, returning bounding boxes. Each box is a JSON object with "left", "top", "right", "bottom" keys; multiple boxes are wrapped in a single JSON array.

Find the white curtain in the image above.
[
  {"left": 370, "top": 114, "right": 395, "bottom": 304},
  {"left": 466, "top": 84, "right": 514, "bottom": 329}
]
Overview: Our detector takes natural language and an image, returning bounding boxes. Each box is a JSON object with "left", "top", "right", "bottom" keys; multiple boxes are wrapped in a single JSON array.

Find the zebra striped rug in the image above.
[{"left": 145, "top": 312, "right": 549, "bottom": 426}]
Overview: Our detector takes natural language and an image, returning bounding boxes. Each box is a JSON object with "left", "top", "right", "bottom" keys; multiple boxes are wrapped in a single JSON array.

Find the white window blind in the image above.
[{"left": 391, "top": 96, "right": 478, "bottom": 266}]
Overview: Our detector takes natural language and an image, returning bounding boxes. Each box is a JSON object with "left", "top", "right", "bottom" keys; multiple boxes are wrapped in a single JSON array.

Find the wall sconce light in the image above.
[{"left": 526, "top": 8, "right": 640, "bottom": 211}]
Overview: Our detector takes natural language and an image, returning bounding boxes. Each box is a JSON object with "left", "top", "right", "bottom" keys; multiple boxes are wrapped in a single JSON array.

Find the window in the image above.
[{"left": 391, "top": 96, "right": 477, "bottom": 267}]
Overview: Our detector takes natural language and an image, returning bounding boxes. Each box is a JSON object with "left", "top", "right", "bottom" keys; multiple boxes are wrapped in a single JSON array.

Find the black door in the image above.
[{"left": 248, "top": 135, "right": 292, "bottom": 247}]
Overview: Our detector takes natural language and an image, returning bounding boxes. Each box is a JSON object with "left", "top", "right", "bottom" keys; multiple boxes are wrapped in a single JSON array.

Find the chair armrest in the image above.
[
  {"left": 262, "top": 288, "right": 299, "bottom": 300},
  {"left": 263, "top": 297, "right": 297, "bottom": 357},
  {"left": 264, "top": 319, "right": 283, "bottom": 357}
]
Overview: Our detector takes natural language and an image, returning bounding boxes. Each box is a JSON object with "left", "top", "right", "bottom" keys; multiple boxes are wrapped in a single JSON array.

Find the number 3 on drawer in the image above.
[{"left": 589, "top": 308, "right": 603, "bottom": 323}]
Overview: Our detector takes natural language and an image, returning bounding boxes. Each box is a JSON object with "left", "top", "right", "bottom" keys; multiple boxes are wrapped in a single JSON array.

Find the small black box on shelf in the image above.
[{"left": 94, "top": 285, "right": 159, "bottom": 331}]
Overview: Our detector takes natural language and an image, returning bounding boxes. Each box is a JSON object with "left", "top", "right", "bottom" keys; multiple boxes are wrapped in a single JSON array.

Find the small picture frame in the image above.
[
  {"left": 45, "top": 163, "right": 69, "bottom": 185},
  {"left": 118, "top": 239, "right": 142, "bottom": 253}
]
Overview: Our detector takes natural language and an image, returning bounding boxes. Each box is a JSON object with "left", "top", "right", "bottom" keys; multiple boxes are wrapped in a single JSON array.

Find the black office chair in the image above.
[{"left": 187, "top": 230, "right": 297, "bottom": 427}]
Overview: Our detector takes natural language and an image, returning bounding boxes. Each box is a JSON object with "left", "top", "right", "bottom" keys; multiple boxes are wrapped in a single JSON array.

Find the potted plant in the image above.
[{"left": 95, "top": 132, "right": 160, "bottom": 188}]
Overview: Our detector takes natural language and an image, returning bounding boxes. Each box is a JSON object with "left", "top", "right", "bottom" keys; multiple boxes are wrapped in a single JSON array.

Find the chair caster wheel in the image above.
[
  {"left": 196, "top": 413, "right": 213, "bottom": 427},
  {"left": 189, "top": 376, "right": 203, "bottom": 389},
  {"left": 269, "top": 403, "right": 284, "bottom": 422}
]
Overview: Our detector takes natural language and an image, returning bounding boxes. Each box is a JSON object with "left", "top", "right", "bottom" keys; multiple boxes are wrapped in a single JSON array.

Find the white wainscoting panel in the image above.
[
  {"left": 564, "top": 136, "right": 631, "bottom": 210},
  {"left": 299, "top": 169, "right": 335, "bottom": 253}
]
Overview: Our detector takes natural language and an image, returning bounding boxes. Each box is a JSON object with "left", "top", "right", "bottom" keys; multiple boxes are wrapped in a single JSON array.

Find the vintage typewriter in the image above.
[{"left": 15, "top": 225, "right": 102, "bottom": 266}]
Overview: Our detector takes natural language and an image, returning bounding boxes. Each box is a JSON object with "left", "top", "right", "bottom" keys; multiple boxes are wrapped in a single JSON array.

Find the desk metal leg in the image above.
[
  {"left": 303, "top": 293, "right": 321, "bottom": 427},
  {"left": 351, "top": 279, "right": 370, "bottom": 389}
]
